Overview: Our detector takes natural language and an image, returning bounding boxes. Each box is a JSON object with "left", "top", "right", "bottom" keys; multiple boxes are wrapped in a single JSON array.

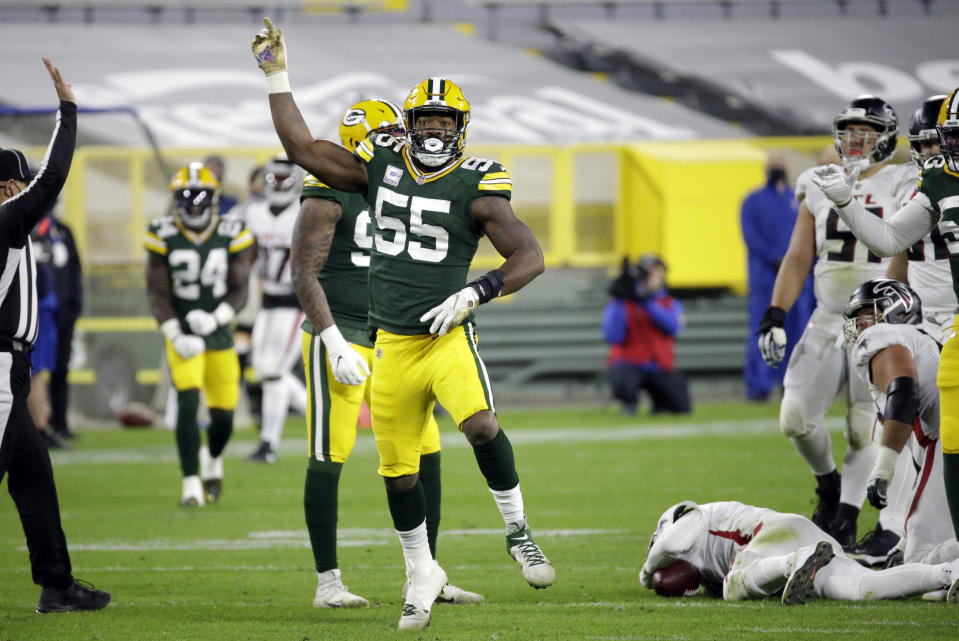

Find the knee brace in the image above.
[
  {"left": 846, "top": 402, "right": 876, "bottom": 450},
  {"left": 780, "top": 396, "right": 814, "bottom": 439}
]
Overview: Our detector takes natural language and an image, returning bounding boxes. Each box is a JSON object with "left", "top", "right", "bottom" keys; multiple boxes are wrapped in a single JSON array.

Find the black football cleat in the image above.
[
  {"left": 36, "top": 580, "right": 111, "bottom": 613},
  {"left": 846, "top": 523, "right": 901, "bottom": 568},
  {"left": 202, "top": 478, "right": 222, "bottom": 504},
  {"left": 782, "top": 541, "right": 835, "bottom": 606}
]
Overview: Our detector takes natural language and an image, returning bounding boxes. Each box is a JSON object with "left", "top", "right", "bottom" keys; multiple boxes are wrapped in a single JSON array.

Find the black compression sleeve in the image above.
[{"left": 883, "top": 376, "right": 919, "bottom": 425}]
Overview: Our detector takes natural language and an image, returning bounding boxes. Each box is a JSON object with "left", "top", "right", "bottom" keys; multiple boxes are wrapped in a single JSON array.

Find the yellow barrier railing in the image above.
[{"left": 27, "top": 136, "right": 884, "bottom": 292}]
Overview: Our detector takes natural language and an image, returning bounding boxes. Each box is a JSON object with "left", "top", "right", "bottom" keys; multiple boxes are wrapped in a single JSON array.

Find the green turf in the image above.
[{"left": 1, "top": 401, "right": 957, "bottom": 640}]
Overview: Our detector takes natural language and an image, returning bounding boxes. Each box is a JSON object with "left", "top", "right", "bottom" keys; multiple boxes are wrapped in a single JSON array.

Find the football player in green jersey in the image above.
[
  {"left": 145, "top": 162, "right": 255, "bottom": 507},
  {"left": 293, "top": 99, "right": 483, "bottom": 609},
  {"left": 254, "top": 20, "right": 553, "bottom": 630},
  {"left": 813, "top": 87, "right": 959, "bottom": 542}
]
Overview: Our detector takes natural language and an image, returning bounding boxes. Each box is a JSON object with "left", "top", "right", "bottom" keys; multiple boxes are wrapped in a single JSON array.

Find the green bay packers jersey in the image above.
[
  {"left": 144, "top": 214, "right": 254, "bottom": 350},
  {"left": 355, "top": 135, "right": 511, "bottom": 334},
  {"left": 918, "top": 157, "right": 959, "bottom": 304},
  {"left": 300, "top": 175, "right": 373, "bottom": 347}
]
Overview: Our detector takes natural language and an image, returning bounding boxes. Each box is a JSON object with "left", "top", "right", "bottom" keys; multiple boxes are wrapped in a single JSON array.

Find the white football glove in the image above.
[
  {"left": 866, "top": 445, "right": 898, "bottom": 510},
  {"left": 811, "top": 163, "right": 862, "bottom": 208},
  {"left": 185, "top": 309, "right": 218, "bottom": 337},
  {"left": 172, "top": 334, "right": 206, "bottom": 360},
  {"left": 757, "top": 327, "right": 787, "bottom": 367},
  {"left": 419, "top": 287, "right": 479, "bottom": 336},
  {"left": 320, "top": 325, "right": 370, "bottom": 386},
  {"left": 251, "top": 17, "right": 287, "bottom": 77}
]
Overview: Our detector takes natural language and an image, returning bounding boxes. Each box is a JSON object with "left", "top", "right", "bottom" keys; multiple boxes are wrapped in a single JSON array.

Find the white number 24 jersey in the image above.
[
  {"left": 243, "top": 198, "right": 298, "bottom": 298},
  {"left": 801, "top": 163, "right": 916, "bottom": 314}
]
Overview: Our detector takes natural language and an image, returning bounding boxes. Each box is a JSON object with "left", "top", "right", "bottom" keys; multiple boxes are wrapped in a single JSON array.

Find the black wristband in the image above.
[
  {"left": 467, "top": 269, "right": 505, "bottom": 305},
  {"left": 756, "top": 306, "right": 787, "bottom": 334},
  {"left": 883, "top": 376, "right": 919, "bottom": 425}
]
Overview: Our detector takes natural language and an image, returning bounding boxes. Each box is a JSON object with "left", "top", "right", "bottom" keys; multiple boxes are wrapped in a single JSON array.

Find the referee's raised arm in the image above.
[
  {"left": 0, "top": 58, "right": 110, "bottom": 614},
  {"left": 0, "top": 58, "right": 77, "bottom": 245}
]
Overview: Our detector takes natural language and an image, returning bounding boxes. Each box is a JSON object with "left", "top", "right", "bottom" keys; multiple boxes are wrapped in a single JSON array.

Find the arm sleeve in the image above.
[
  {"left": 601, "top": 300, "right": 628, "bottom": 344},
  {"left": 646, "top": 296, "right": 683, "bottom": 337},
  {"left": 835, "top": 195, "right": 937, "bottom": 257},
  {"left": 0, "top": 102, "right": 77, "bottom": 247}
]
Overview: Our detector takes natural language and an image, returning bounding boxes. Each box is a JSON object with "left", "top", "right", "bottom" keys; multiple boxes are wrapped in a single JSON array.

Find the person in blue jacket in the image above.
[{"left": 740, "top": 153, "right": 814, "bottom": 401}]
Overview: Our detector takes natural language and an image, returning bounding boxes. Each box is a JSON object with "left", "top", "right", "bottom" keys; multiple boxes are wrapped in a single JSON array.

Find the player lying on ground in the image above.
[{"left": 639, "top": 500, "right": 959, "bottom": 605}]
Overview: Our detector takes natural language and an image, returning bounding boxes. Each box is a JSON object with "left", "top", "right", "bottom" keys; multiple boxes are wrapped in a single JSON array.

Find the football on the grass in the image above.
[{"left": 652, "top": 559, "right": 701, "bottom": 597}]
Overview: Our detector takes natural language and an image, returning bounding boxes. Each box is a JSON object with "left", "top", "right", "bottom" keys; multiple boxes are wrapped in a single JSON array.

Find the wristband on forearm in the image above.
[
  {"left": 467, "top": 269, "right": 505, "bottom": 305},
  {"left": 266, "top": 71, "right": 291, "bottom": 94},
  {"left": 883, "top": 376, "right": 919, "bottom": 425},
  {"left": 872, "top": 445, "right": 900, "bottom": 481}
]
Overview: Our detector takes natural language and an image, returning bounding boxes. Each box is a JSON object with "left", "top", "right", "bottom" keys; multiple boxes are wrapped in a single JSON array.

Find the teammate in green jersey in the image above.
[
  {"left": 253, "top": 20, "right": 553, "bottom": 630},
  {"left": 145, "top": 162, "right": 255, "bottom": 507},
  {"left": 812, "top": 87, "right": 959, "bottom": 543},
  {"left": 294, "top": 98, "right": 483, "bottom": 608}
]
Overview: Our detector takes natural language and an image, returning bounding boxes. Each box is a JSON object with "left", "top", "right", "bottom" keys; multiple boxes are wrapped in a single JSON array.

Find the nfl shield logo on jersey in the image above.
[{"left": 384, "top": 165, "right": 403, "bottom": 186}]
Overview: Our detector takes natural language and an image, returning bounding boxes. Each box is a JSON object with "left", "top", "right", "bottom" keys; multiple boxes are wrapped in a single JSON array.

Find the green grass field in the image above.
[{"left": 2, "top": 401, "right": 957, "bottom": 640}]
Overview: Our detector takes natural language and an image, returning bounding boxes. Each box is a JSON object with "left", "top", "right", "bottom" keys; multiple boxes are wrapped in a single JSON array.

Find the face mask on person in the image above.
[{"left": 767, "top": 167, "right": 787, "bottom": 185}]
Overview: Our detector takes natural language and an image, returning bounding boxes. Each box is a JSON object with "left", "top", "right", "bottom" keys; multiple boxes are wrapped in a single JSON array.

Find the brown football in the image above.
[{"left": 652, "top": 559, "right": 701, "bottom": 597}]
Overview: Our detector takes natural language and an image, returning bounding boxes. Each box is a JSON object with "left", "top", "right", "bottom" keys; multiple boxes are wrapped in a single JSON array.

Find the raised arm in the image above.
[
  {"left": 0, "top": 58, "right": 77, "bottom": 244},
  {"left": 813, "top": 165, "right": 936, "bottom": 255},
  {"left": 251, "top": 18, "right": 367, "bottom": 194}
]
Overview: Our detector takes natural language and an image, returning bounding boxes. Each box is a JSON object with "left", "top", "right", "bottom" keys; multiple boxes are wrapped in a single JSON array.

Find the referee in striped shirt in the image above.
[{"left": 0, "top": 58, "right": 109, "bottom": 613}]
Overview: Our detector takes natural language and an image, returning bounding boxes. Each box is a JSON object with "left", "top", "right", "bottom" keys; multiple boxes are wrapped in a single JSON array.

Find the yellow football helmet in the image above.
[
  {"left": 403, "top": 77, "right": 471, "bottom": 168},
  {"left": 339, "top": 99, "right": 405, "bottom": 153},
  {"left": 170, "top": 162, "right": 219, "bottom": 231},
  {"left": 938, "top": 88, "right": 959, "bottom": 171}
]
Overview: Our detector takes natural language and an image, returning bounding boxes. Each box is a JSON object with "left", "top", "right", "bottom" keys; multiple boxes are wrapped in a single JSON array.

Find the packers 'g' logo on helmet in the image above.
[
  {"left": 338, "top": 99, "right": 405, "bottom": 153},
  {"left": 170, "top": 162, "right": 219, "bottom": 231},
  {"left": 937, "top": 88, "right": 959, "bottom": 173},
  {"left": 403, "top": 78, "right": 471, "bottom": 168}
]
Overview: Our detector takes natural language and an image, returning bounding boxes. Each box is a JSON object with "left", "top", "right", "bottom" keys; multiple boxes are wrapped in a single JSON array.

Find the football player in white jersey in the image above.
[
  {"left": 244, "top": 155, "right": 308, "bottom": 462},
  {"left": 844, "top": 279, "right": 959, "bottom": 589},
  {"left": 640, "top": 499, "right": 959, "bottom": 604},
  {"left": 848, "top": 96, "right": 956, "bottom": 566},
  {"left": 757, "top": 97, "right": 916, "bottom": 548}
]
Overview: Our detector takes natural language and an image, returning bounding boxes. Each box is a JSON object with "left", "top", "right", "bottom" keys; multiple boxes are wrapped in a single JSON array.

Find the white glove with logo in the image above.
[
  {"left": 756, "top": 306, "right": 787, "bottom": 367},
  {"left": 420, "top": 287, "right": 480, "bottom": 336},
  {"left": 320, "top": 325, "right": 370, "bottom": 386},
  {"left": 161, "top": 319, "right": 206, "bottom": 360},
  {"left": 811, "top": 163, "right": 862, "bottom": 208}
]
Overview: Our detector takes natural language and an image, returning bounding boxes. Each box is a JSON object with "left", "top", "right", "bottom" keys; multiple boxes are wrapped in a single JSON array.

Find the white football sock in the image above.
[
  {"left": 396, "top": 520, "right": 433, "bottom": 577},
  {"left": 259, "top": 377, "right": 289, "bottom": 448},
  {"left": 818, "top": 556, "right": 950, "bottom": 600},
  {"left": 489, "top": 485, "right": 525, "bottom": 532}
]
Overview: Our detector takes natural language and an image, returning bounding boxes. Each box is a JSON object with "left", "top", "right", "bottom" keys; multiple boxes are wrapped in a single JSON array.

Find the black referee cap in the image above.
[{"left": 0, "top": 148, "right": 33, "bottom": 182}]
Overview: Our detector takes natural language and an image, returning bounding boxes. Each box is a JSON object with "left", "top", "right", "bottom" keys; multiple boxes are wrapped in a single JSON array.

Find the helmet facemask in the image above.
[
  {"left": 263, "top": 159, "right": 302, "bottom": 210},
  {"left": 175, "top": 187, "right": 217, "bottom": 231},
  {"left": 406, "top": 106, "right": 468, "bottom": 168},
  {"left": 909, "top": 96, "right": 946, "bottom": 168},
  {"left": 939, "top": 122, "right": 959, "bottom": 173},
  {"left": 842, "top": 279, "right": 922, "bottom": 347},
  {"left": 833, "top": 123, "right": 884, "bottom": 174}
]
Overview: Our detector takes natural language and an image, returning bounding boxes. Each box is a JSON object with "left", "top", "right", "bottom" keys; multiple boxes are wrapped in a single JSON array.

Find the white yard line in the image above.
[{"left": 50, "top": 418, "right": 844, "bottom": 466}]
